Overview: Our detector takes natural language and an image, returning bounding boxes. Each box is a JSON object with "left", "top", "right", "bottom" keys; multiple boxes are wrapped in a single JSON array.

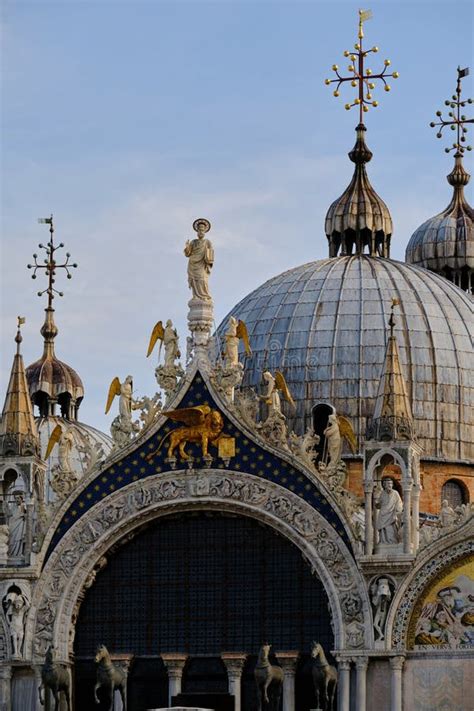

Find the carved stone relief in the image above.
[{"left": 27, "top": 470, "right": 370, "bottom": 661}]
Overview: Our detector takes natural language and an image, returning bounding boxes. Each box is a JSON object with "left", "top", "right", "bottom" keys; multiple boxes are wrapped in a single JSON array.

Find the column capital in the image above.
[
  {"left": 275, "top": 651, "right": 299, "bottom": 673},
  {"left": 161, "top": 653, "right": 188, "bottom": 676},
  {"left": 0, "top": 665, "right": 12, "bottom": 680},
  {"left": 353, "top": 655, "right": 369, "bottom": 670},
  {"left": 390, "top": 655, "right": 405, "bottom": 671},
  {"left": 221, "top": 652, "right": 247, "bottom": 677},
  {"left": 110, "top": 653, "right": 134, "bottom": 674},
  {"left": 335, "top": 657, "right": 352, "bottom": 671}
]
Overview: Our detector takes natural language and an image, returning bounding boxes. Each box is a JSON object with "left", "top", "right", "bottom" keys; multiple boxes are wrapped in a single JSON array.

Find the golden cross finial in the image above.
[
  {"left": 389, "top": 297, "right": 399, "bottom": 333},
  {"left": 325, "top": 9, "right": 399, "bottom": 124},
  {"left": 430, "top": 67, "right": 473, "bottom": 154},
  {"left": 27, "top": 215, "right": 78, "bottom": 308}
]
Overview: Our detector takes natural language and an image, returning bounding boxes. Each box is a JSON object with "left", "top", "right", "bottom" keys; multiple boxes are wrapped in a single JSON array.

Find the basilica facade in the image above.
[{"left": 0, "top": 16, "right": 473, "bottom": 711}]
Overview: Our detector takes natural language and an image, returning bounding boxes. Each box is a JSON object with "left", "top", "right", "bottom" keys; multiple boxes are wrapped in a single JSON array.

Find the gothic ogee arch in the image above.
[{"left": 26, "top": 469, "right": 373, "bottom": 662}]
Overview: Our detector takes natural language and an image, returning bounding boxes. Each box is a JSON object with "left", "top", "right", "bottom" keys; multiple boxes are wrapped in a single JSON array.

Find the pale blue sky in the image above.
[{"left": 1, "top": 0, "right": 473, "bottom": 432}]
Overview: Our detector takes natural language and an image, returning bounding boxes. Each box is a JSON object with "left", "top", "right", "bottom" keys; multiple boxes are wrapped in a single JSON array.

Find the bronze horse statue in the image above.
[
  {"left": 38, "top": 645, "right": 71, "bottom": 711},
  {"left": 94, "top": 644, "right": 127, "bottom": 711},
  {"left": 311, "top": 641, "right": 337, "bottom": 711},
  {"left": 254, "top": 643, "right": 283, "bottom": 711}
]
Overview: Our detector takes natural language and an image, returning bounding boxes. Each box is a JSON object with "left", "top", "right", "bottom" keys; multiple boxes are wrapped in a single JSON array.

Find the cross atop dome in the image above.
[{"left": 324, "top": 10, "right": 396, "bottom": 259}]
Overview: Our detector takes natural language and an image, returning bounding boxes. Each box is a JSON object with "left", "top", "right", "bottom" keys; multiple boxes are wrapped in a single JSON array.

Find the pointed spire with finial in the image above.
[
  {"left": 0, "top": 318, "right": 40, "bottom": 457},
  {"left": 366, "top": 300, "right": 415, "bottom": 442},
  {"left": 406, "top": 67, "right": 473, "bottom": 292},
  {"left": 324, "top": 9, "right": 398, "bottom": 258},
  {"left": 25, "top": 215, "right": 84, "bottom": 419}
]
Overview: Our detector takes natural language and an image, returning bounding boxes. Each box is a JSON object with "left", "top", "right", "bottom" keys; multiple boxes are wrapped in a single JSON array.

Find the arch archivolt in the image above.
[{"left": 27, "top": 469, "right": 371, "bottom": 661}]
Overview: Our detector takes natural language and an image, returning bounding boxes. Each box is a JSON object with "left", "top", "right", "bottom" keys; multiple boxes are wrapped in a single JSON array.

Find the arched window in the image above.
[{"left": 441, "top": 479, "right": 468, "bottom": 509}]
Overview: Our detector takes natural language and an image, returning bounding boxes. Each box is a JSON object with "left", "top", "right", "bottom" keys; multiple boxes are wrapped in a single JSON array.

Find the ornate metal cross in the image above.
[
  {"left": 430, "top": 66, "right": 473, "bottom": 154},
  {"left": 27, "top": 215, "right": 78, "bottom": 308},
  {"left": 324, "top": 9, "right": 399, "bottom": 123}
]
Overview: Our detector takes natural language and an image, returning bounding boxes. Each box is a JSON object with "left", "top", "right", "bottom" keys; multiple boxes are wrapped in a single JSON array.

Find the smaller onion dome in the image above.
[
  {"left": 405, "top": 153, "right": 474, "bottom": 292},
  {"left": 26, "top": 307, "right": 84, "bottom": 420},
  {"left": 325, "top": 123, "right": 393, "bottom": 258}
]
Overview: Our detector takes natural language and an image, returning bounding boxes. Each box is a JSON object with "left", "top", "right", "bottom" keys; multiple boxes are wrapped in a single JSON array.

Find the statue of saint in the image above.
[
  {"left": 7, "top": 491, "right": 26, "bottom": 558},
  {"left": 57, "top": 428, "right": 74, "bottom": 471},
  {"left": 4, "top": 590, "right": 30, "bottom": 657},
  {"left": 184, "top": 218, "right": 214, "bottom": 301},
  {"left": 375, "top": 478, "right": 403, "bottom": 544},
  {"left": 224, "top": 317, "right": 240, "bottom": 367},
  {"left": 323, "top": 414, "right": 342, "bottom": 467}
]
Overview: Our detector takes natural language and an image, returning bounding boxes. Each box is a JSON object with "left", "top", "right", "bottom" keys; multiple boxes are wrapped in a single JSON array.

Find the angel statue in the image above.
[
  {"left": 224, "top": 316, "right": 252, "bottom": 367},
  {"left": 261, "top": 371, "right": 295, "bottom": 416},
  {"left": 105, "top": 376, "right": 140, "bottom": 448},
  {"left": 322, "top": 413, "right": 357, "bottom": 469},
  {"left": 147, "top": 319, "right": 181, "bottom": 369},
  {"left": 184, "top": 218, "right": 214, "bottom": 301},
  {"left": 44, "top": 423, "right": 78, "bottom": 498},
  {"left": 105, "top": 375, "right": 134, "bottom": 420}
]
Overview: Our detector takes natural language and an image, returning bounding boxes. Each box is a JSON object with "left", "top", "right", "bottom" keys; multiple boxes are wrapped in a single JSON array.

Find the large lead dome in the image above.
[{"left": 223, "top": 255, "right": 473, "bottom": 462}]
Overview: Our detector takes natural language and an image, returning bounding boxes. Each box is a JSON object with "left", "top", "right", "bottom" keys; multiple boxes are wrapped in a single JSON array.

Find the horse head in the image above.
[
  {"left": 95, "top": 644, "right": 109, "bottom": 664},
  {"left": 311, "top": 641, "right": 323, "bottom": 658}
]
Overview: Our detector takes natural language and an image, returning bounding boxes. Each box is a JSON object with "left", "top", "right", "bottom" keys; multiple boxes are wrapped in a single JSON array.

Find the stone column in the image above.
[
  {"left": 354, "top": 656, "right": 368, "bottom": 711},
  {"left": 221, "top": 652, "right": 247, "bottom": 711},
  {"left": 390, "top": 655, "right": 405, "bottom": 711},
  {"left": 402, "top": 482, "right": 413, "bottom": 554},
  {"left": 411, "top": 482, "right": 421, "bottom": 552},
  {"left": 275, "top": 651, "right": 299, "bottom": 711},
  {"left": 0, "top": 664, "right": 12, "bottom": 711},
  {"left": 110, "top": 654, "right": 134, "bottom": 711},
  {"left": 161, "top": 653, "right": 188, "bottom": 707},
  {"left": 335, "top": 658, "right": 351, "bottom": 711},
  {"left": 364, "top": 483, "right": 374, "bottom": 554}
]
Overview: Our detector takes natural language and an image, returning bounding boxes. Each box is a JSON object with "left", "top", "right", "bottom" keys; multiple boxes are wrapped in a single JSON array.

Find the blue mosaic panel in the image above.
[{"left": 46, "top": 372, "right": 352, "bottom": 560}]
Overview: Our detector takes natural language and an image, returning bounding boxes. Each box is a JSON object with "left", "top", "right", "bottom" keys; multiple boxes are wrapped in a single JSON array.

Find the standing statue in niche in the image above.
[
  {"left": 184, "top": 218, "right": 214, "bottom": 301},
  {"left": 371, "top": 577, "right": 393, "bottom": 641},
  {"left": 45, "top": 424, "right": 78, "bottom": 499},
  {"left": 375, "top": 478, "right": 403, "bottom": 544},
  {"left": 4, "top": 589, "right": 30, "bottom": 658},
  {"left": 7, "top": 491, "right": 26, "bottom": 558}
]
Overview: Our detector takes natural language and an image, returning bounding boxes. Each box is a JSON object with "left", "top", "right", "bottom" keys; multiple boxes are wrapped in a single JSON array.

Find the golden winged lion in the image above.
[{"left": 147, "top": 405, "right": 224, "bottom": 461}]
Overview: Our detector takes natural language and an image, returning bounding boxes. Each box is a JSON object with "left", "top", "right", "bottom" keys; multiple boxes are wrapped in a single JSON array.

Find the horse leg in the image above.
[
  {"left": 39, "top": 682, "right": 44, "bottom": 706},
  {"left": 64, "top": 686, "right": 71, "bottom": 711},
  {"left": 256, "top": 685, "right": 262, "bottom": 711},
  {"left": 329, "top": 681, "right": 336, "bottom": 711},
  {"left": 120, "top": 682, "right": 127, "bottom": 711},
  {"left": 108, "top": 685, "right": 115, "bottom": 711},
  {"left": 94, "top": 681, "right": 101, "bottom": 704},
  {"left": 52, "top": 688, "right": 59, "bottom": 711},
  {"left": 264, "top": 678, "right": 271, "bottom": 705}
]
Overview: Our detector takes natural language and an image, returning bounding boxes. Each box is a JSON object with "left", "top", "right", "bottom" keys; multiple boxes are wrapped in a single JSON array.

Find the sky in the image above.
[{"left": 1, "top": 0, "right": 473, "bottom": 433}]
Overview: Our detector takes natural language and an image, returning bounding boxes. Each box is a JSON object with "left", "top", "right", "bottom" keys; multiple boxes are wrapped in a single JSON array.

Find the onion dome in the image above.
[
  {"left": 405, "top": 154, "right": 474, "bottom": 292},
  {"left": 406, "top": 67, "right": 474, "bottom": 293},
  {"left": 221, "top": 256, "right": 473, "bottom": 463},
  {"left": 325, "top": 124, "right": 393, "bottom": 258},
  {"left": 0, "top": 320, "right": 39, "bottom": 457},
  {"left": 26, "top": 307, "right": 84, "bottom": 419}
]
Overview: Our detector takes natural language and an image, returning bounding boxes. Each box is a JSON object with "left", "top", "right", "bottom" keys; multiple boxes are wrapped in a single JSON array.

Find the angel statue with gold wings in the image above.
[
  {"left": 44, "top": 424, "right": 74, "bottom": 472},
  {"left": 261, "top": 371, "right": 295, "bottom": 416},
  {"left": 105, "top": 375, "right": 135, "bottom": 419},
  {"left": 147, "top": 319, "right": 181, "bottom": 369},
  {"left": 323, "top": 413, "right": 357, "bottom": 469},
  {"left": 224, "top": 316, "right": 252, "bottom": 367}
]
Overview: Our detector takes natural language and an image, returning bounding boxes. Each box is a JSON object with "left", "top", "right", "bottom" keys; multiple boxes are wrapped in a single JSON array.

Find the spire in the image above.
[
  {"left": 406, "top": 67, "right": 473, "bottom": 292},
  {"left": 324, "top": 9, "right": 398, "bottom": 258},
  {"left": 0, "top": 318, "right": 39, "bottom": 457},
  {"left": 25, "top": 215, "right": 84, "bottom": 419},
  {"left": 366, "top": 300, "right": 414, "bottom": 441}
]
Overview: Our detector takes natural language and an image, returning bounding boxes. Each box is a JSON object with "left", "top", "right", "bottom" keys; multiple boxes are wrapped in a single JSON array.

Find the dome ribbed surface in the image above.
[{"left": 221, "top": 256, "right": 473, "bottom": 462}]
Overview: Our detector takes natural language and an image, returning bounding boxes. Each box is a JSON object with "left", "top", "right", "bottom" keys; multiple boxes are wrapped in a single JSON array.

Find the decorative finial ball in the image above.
[
  {"left": 372, "top": 101, "right": 379, "bottom": 107},
  {"left": 467, "top": 145, "right": 472, "bottom": 151},
  {"left": 430, "top": 122, "right": 436, "bottom": 127},
  {"left": 384, "top": 59, "right": 391, "bottom": 66},
  {"left": 193, "top": 218, "right": 211, "bottom": 234},
  {"left": 369, "top": 82, "right": 375, "bottom": 89},
  {"left": 436, "top": 110, "right": 442, "bottom": 116},
  {"left": 325, "top": 78, "right": 331, "bottom": 85},
  {"left": 332, "top": 64, "right": 338, "bottom": 71},
  {"left": 372, "top": 46, "right": 379, "bottom": 53},
  {"left": 445, "top": 148, "right": 450, "bottom": 153},
  {"left": 344, "top": 50, "right": 350, "bottom": 57},
  {"left": 345, "top": 104, "right": 351, "bottom": 111},
  {"left": 348, "top": 64, "right": 354, "bottom": 72},
  {"left": 354, "top": 43, "right": 360, "bottom": 50},
  {"left": 445, "top": 100, "right": 450, "bottom": 106},
  {"left": 450, "top": 124, "right": 456, "bottom": 130},
  {"left": 355, "top": 98, "right": 361, "bottom": 105},
  {"left": 350, "top": 54, "right": 356, "bottom": 61},
  {"left": 366, "top": 68, "right": 372, "bottom": 76},
  {"left": 468, "top": 98, "right": 473, "bottom": 104},
  {"left": 384, "top": 85, "right": 391, "bottom": 92},
  {"left": 366, "top": 92, "right": 372, "bottom": 100},
  {"left": 392, "top": 71, "right": 399, "bottom": 79},
  {"left": 333, "top": 90, "right": 340, "bottom": 97},
  {"left": 363, "top": 105, "right": 369, "bottom": 113},
  {"left": 351, "top": 80, "right": 357, "bottom": 87}
]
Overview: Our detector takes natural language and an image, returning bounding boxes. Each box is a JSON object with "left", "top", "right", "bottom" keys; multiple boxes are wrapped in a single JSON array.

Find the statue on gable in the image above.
[
  {"left": 258, "top": 371, "right": 295, "bottom": 450},
  {"left": 105, "top": 376, "right": 141, "bottom": 449},
  {"left": 211, "top": 317, "right": 252, "bottom": 401},
  {"left": 184, "top": 218, "right": 214, "bottom": 301},
  {"left": 148, "top": 320, "right": 184, "bottom": 399},
  {"left": 45, "top": 424, "right": 78, "bottom": 499},
  {"left": 318, "top": 411, "right": 357, "bottom": 493}
]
